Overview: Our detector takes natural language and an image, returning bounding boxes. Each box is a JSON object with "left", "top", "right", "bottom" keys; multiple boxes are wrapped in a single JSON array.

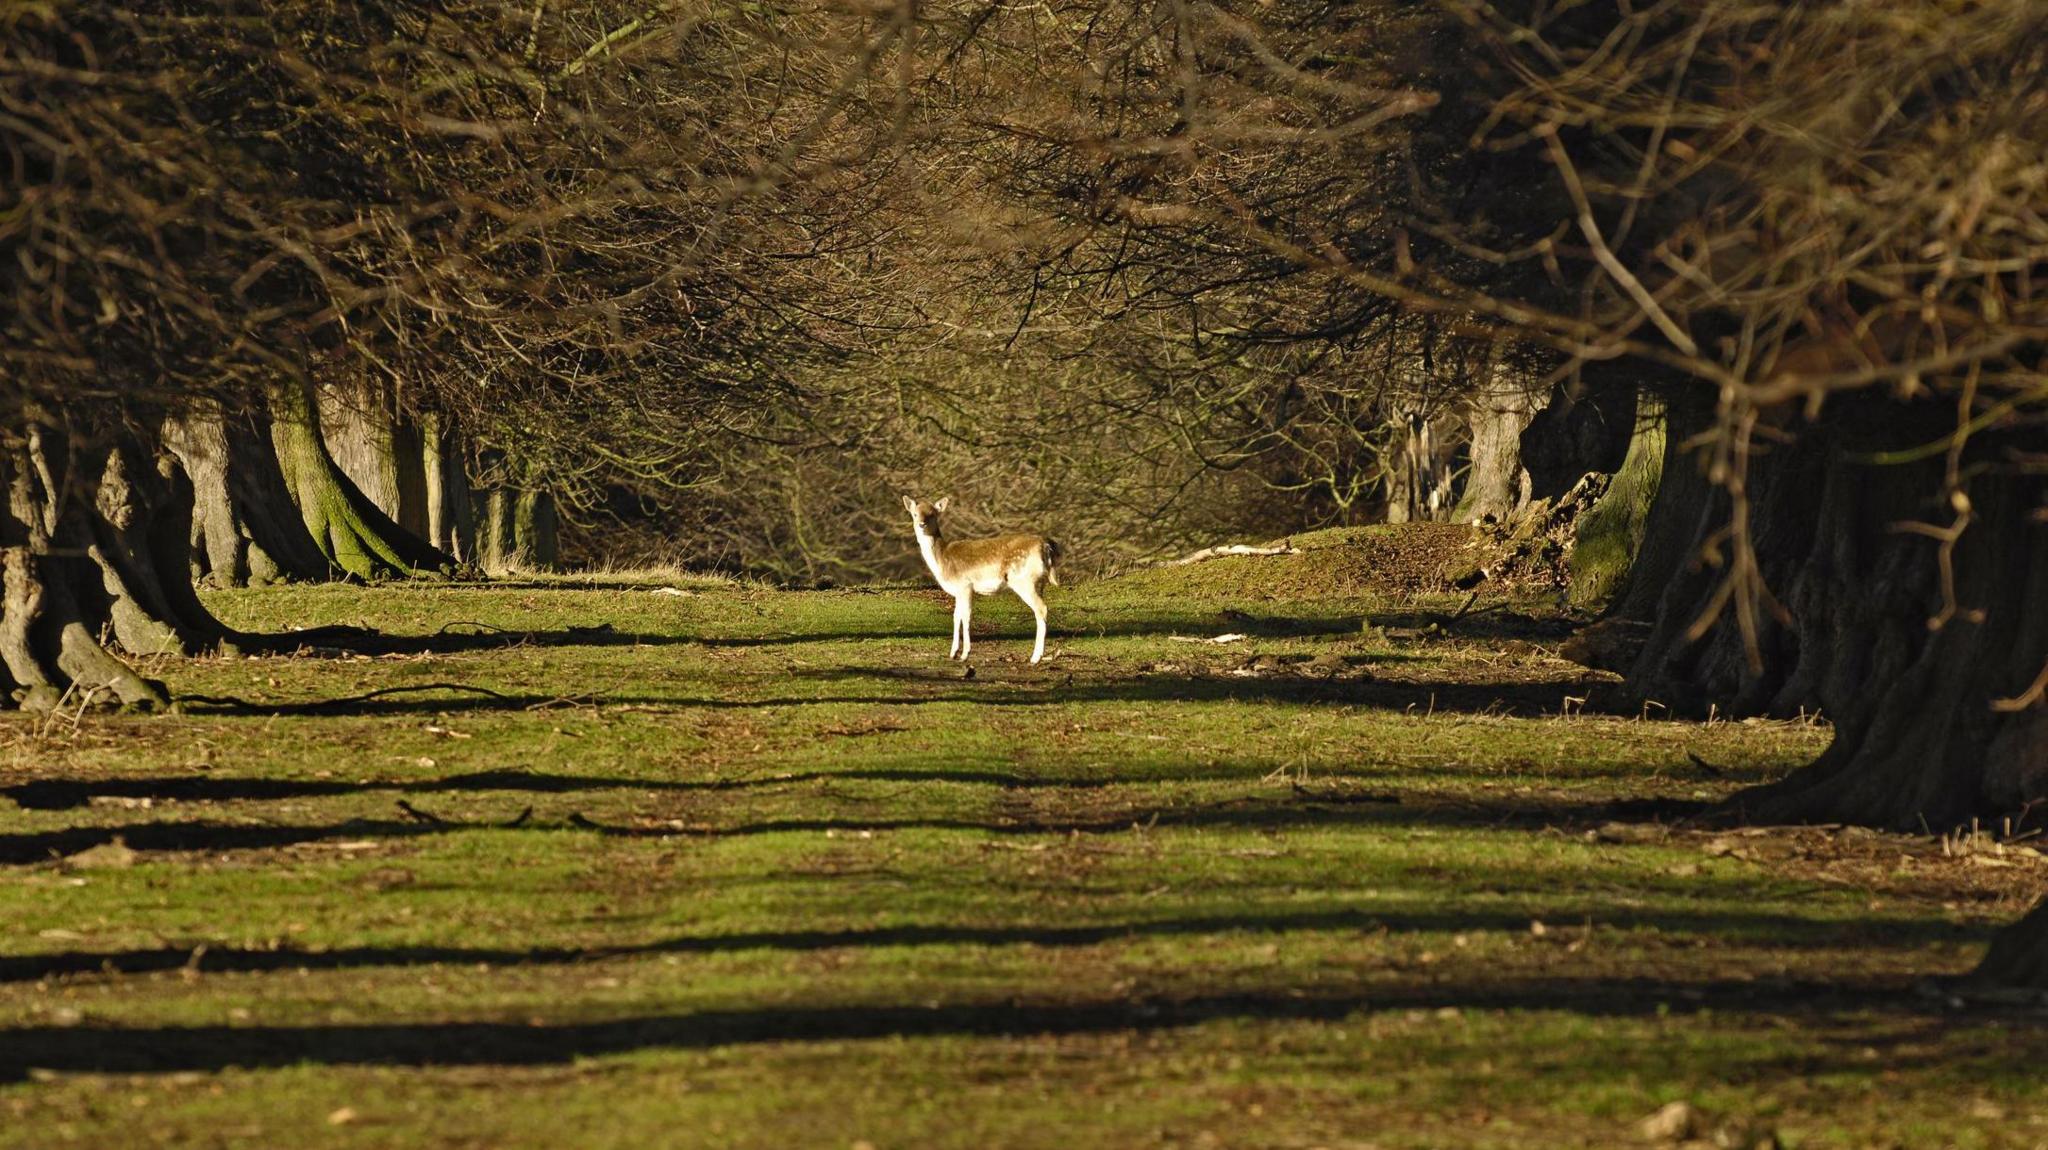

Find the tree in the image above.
[
  {"left": 931, "top": 0, "right": 2046, "bottom": 983},
  {"left": 1443, "top": 0, "right": 2048, "bottom": 983},
  {"left": 0, "top": 0, "right": 935, "bottom": 703}
]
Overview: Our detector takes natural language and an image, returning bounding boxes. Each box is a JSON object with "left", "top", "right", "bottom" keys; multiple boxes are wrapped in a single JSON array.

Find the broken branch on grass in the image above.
[{"left": 1164, "top": 541, "right": 1299, "bottom": 566}]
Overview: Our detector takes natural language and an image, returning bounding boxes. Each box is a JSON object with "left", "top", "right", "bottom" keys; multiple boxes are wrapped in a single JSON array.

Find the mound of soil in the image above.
[{"left": 1109, "top": 524, "right": 1496, "bottom": 600}]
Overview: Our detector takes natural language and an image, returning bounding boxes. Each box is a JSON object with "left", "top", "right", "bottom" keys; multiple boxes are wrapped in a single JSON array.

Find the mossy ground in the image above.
[{"left": 2, "top": 556, "right": 2044, "bottom": 1148}]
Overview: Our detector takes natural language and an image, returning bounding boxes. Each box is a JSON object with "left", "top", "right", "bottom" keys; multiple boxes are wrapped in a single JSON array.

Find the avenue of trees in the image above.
[{"left": 4, "top": 0, "right": 2044, "bottom": 980}]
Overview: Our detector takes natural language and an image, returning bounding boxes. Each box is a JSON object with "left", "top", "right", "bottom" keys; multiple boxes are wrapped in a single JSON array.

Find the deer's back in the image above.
[{"left": 936, "top": 533, "right": 1047, "bottom": 591}]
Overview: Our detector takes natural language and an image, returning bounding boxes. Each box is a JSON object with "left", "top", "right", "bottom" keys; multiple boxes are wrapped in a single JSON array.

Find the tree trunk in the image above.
[
  {"left": 474, "top": 482, "right": 559, "bottom": 575},
  {"left": 1567, "top": 393, "right": 1665, "bottom": 609},
  {"left": 82, "top": 433, "right": 233, "bottom": 659},
  {"left": 1972, "top": 898, "right": 2048, "bottom": 992},
  {"left": 270, "top": 382, "right": 454, "bottom": 581},
  {"left": 421, "top": 411, "right": 476, "bottom": 564},
  {"left": 319, "top": 376, "right": 432, "bottom": 540},
  {"left": 1384, "top": 410, "right": 1457, "bottom": 524},
  {"left": 1610, "top": 389, "right": 1719, "bottom": 627},
  {"left": 164, "top": 400, "right": 332, "bottom": 587},
  {"left": 0, "top": 418, "right": 196, "bottom": 712},
  {"left": 1455, "top": 362, "right": 1542, "bottom": 523},
  {"left": 1618, "top": 397, "right": 2048, "bottom": 830}
]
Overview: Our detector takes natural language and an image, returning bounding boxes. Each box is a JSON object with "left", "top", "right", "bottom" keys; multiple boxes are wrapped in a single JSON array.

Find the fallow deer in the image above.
[{"left": 902, "top": 496, "right": 1062, "bottom": 664}]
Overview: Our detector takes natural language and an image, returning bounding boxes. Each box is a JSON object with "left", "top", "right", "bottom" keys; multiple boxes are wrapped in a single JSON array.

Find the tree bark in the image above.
[
  {"left": 1455, "top": 361, "right": 1542, "bottom": 523},
  {"left": 82, "top": 433, "right": 233, "bottom": 659},
  {"left": 1972, "top": 898, "right": 2048, "bottom": 991},
  {"left": 270, "top": 382, "right": 455, "bottom": 581},
  {"left": 421, "top": 411, "right": 476, "bottom": 564},
  {"left": 1617, "top": 398, "right": 2048, "bottom": 829},
  {"left": 319, "top": 376, "right": 432, "bottom": 541},
  {"left": 0, "top": 419, "right": 193, "bottom": 711},
  {"left": 164, "top": 400, "right": 332, "bottom": 587},
  {"left": 1567, "top": 393, "right": 1665, "bottom": 609}
]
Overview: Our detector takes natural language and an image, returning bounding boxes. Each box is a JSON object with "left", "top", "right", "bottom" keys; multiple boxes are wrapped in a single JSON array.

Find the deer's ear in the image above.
[
  {"left": 933, "top": 496, "right": 951, "bottom": 513},
  {"left": 902, "top": 495, "right": 917, "bottom": 514}
]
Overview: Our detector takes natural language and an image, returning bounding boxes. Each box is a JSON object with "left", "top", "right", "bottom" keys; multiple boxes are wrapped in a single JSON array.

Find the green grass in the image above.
[{"left": 2, "top": 567, "right": 2044, "bottom": 1148}]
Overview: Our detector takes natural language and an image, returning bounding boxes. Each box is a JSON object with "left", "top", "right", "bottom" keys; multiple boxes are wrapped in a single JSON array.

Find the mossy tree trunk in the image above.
[
  {"left": 1605, "top": 393, "right": 2048, "bottom": 989},
  {"left": 270, "top": 382, "right": 454, "bottom": 581},
  {"left": 1566, "top": 393, "right": 1665, "bottom": 609},
  {"left": 164, "top": 400, "right": 332, "bottom": 587},
  {"left": 319, "top": 376, "right": 432, "bottom": 541}
]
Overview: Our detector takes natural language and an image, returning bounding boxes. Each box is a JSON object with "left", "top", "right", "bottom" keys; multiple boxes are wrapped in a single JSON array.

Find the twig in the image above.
[
  {"left": 1164, "top": 541, "right": 1299, "bottom": 566},
  {"left": 396, "top": 799, "right": 448, "bottom": 825},
  {"left": 1540, "top": 124, "right": 1698, "bottom": 358}
]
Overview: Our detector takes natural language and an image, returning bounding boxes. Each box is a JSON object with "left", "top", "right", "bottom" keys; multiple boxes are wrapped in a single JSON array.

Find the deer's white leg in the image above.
[
  {"left": 956, "top": 595, "right": 973, "bottom": 660},
  {"left": 1015, "top": 581, "right": 1048, "bottom": 664},
  {"left": 951, "top": 596, "right": 971, "bottom": 660}
]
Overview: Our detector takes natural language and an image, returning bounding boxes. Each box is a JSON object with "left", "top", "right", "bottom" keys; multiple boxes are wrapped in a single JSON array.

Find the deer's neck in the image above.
[{"left": 914, "top": 527, "right": 951, "bottom": 580}]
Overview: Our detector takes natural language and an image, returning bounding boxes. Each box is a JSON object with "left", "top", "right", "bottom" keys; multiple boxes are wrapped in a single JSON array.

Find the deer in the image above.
[{"left": 901, "top": 496, "right": 1062, "bottom": 664}]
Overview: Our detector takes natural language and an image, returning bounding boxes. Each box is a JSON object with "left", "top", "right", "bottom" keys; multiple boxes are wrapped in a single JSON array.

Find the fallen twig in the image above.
[{"left": 1164, "top": 541, "right": 1299, "bottom": 566}]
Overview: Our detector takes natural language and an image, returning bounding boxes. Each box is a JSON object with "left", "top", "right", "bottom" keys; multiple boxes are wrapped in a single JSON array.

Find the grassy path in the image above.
[{"left": 1, "top": 571, "right": 2043, "bottom": 1147}]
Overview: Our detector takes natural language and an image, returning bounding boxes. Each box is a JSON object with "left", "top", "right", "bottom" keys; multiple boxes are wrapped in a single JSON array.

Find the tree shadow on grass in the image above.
[
  {"left": 0, "top": 976, "right": 2009, "bottom": 1082},
  {"left": 281, "top": 624, "right": 698, "bottom": 657},
  {"left": 173, "top": 668, "right": 1618, "bottom": 719},
  {"left": 700, "top": 604, "right": 1579, "bottom": 650},
  {"left": 0, "top": 819, "right": 446, "bottom": 865},
  {"left": 0, "top": 904, "right": 1980, "bottom": 986},
  {"left": 700, "top": 600, "right": 1404, "bottom": 649},
  {"left": 0, "top": 788, "right": 1709, "bottom": 867},
  {"left": 2, "top": 769, "right": 710, "bottom": 811}
]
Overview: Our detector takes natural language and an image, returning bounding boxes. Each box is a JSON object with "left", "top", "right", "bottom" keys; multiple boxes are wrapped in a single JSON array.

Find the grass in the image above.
[{"left": 2, "top": 557, "right": 2045, "bottom": 1148}]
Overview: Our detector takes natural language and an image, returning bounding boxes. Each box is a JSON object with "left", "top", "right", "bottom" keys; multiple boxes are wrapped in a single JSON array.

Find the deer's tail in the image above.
[{"left": 1042, "top": 538, "right": 1064, "bottom": 586}]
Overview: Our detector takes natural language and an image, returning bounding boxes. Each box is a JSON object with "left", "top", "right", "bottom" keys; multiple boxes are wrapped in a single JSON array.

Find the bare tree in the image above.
[{"left": 0, "top": 0, "right": 933, "bottom": 702}]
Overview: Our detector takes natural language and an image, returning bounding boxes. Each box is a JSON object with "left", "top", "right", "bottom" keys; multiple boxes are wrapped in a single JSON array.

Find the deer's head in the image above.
[{"left": 901, "top": 495, "right": 950, "bottom": 538}]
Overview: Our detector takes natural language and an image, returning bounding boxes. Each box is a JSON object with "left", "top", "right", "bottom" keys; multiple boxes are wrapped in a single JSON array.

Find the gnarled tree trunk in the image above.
[
  {"left": 319, "top": 376, "right": 431, "bottom": 541},
  {"left": 164, "top": 400, "right": 332, "bottom": 587},
  {"left": 1617, "top": 398, "right": 2047, "bottom": 829},
  {"left": 1596, "top": 393, "right": 2048, "bottom": 991},
  {"left": 270, "top": 382, "right": 454, "bottom": 581},
  {"left": 0, "top": 415, "right": 232, "bottom": 711},
  {"left": 1454, "top": 360, "right": 1543, "bottom": 523}
]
